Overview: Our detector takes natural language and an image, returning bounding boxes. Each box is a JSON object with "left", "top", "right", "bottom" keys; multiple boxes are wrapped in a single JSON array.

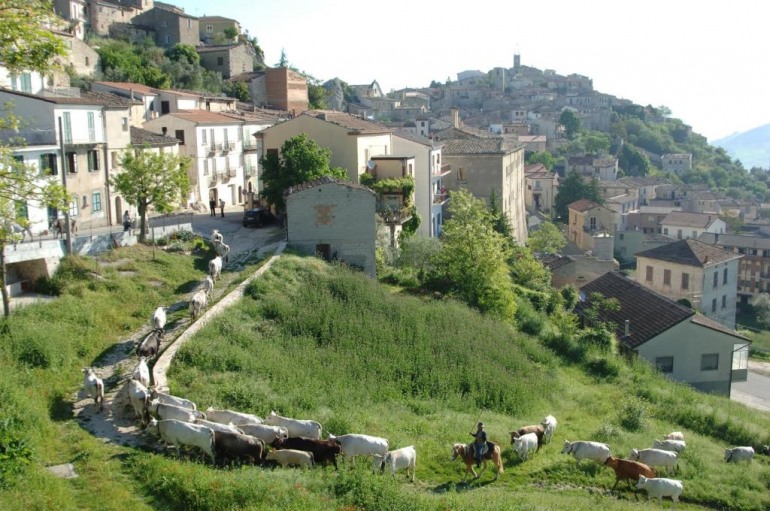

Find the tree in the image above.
[
  {"left": 223, "top": 27, "right": 239, "bottom": 40},
  {"left": 525, "top": 151, "right": 556, "bottom": 170},
  {"left": 527, "top": 221, "right": 566, "bottom": 257},
  {"left": 111, "top": 147, "right": 191, "bottom": 244},
  {"left": 487, "top": 189, "right": 512, "bottom": 241},
  {"left": 426, "top": 189, "right": 517, "bottom": 319},
  {"left": 277, "top": 49, "right": 289, "bottom": 67},
  {"left": 559, "top": 109, "right": 581, "bottom": 140},
  {"left": 582, "top": 131, "right": 612, "bottom": 155},
  {"left": 166, "top": 43, "right": 200, "bottom": 66},
  {"left": 222, "top": 81, "right": 250, "bottom": 102},
  {"left": 554, "top": 171, "right": 603, "bottom": 221},
  {"left": 259, "top": 134, "right": 347, "bottom": 212},
  {"left": 721, "top": 211, "right": 744, "bottom": 234},
  {"left": 751, "top": 294, "right": 770, "bottom": 329},
  {"left": 0, "top": 1, "right": 67, "bottom": 75},
  {"left": 307, "top": 83, "right": 327, "bottom": 109}
]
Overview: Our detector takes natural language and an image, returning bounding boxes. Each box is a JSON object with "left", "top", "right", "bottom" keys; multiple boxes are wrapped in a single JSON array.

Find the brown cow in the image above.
[
  {"left": 272, "top": 436, "right": 341, "bottom": 469},
  {"left": 213, "top": 431, "right": 265, "bottom": 465},
  {"left": 510, "top": 424, "right": 545, "bottom": 447},
  {"left": 604, "top": 456, "right": 656, "bottom": 492}
]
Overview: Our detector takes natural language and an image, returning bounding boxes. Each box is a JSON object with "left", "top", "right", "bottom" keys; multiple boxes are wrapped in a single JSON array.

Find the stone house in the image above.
[
  {"left": 524, "top": 163, "right": 558, "bottom": 215},
  {"left": 132, "top": 1, "right": 199, "bottom": 47},
  {"left": 566, "top": 155, "right": 618, "bottom": 181},
  {"left": 366, "top": 155, "right": 417, "bottom": 247},
  {"left": 661, "top": 153, "right": 692, "bottom": 176},
  {"left": 614, "top": 230, "right": 671, "bottom": 263},
  {"left": 52, "top": 0, "right": 88, "bottom": 39},
  {"left": 285, "top": 176, "right": 377, "bottom": 278},
  {"left": 56, "top": 31, "right": 100, "bottom": 78},
  {"left": 577, "top": 271, "right": 749, "bottom": 396},
  {"left": 196, "top": 44, "right": 253, "bottom": 79},
  {"left": 626, "top": 206, "right": 681, "bottom": 234},
  {"left": 635, "top": 238, "right": 742, "bottom": 329},
  {"left": 660, "top": 211, "right": 726, "bottom": 240},
  {"left": 232, "top": 67, "right": 309, "bottom": 113},
  {"left": 698, "top": 232, "right": 770, "bottom": 303},
  {"left": 567, "top": 199, "right": 616, "bottom": 260},
  {"left": 198, "top": 15, "right": 240, "bottom": 44},
  {"left": 88, "top": 0, "right": 149, "bottom": 38},
  {"left": 604, "top": 193, "right": 638, "bottom": 232}
]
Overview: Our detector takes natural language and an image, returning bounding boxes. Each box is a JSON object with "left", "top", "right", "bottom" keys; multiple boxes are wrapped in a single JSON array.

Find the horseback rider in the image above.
[{"left": 470, "top": 422, "right": 487, "bottom": 468}]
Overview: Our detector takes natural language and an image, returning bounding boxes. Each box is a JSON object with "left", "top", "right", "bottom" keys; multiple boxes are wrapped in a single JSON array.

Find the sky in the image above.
[{"left": 174, "top": 0, "right": 770, "bottom": 142}]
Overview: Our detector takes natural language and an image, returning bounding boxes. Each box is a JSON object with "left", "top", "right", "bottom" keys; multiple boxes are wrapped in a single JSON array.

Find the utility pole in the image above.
[{"left": 57, "top": 116, "right": 73, "bottom": 254}]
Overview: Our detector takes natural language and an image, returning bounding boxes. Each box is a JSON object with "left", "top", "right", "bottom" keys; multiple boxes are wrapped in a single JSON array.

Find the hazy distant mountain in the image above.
[{"left": 713, "top": 124, "right": 770, "bottom": 170}]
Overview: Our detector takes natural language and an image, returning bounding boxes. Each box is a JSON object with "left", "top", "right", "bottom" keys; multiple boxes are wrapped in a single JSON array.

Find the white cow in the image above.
[
  {"left": 189, "top": 290, "right": 208, "bottom": 321},
  {"left": 561, "top": 440, "right": 611, "bottom": 463},
  {"left": 373, "top": 445, "right": 416, "bottom": 482},
  {"left": 202, "top": 276, "right": 214, "bottom": 297},
  {"left": 636, "top": 476, "right": 683, "bottom": 503},
  {"left": 205, "top": 407, "right": 262, "bottom": 426},
  {"left": 664, "top": 431, "right": 685, "bottom": 441},
  {"left": 724, "top": 446, "right": 754, "bottom": 463},
  {"left": 82, "top": 368, "right": 104, "bottom": 412},
  {"left": 195, "top": 419, "right": 243, "bottom": 435},
  {"left": 264, "top": 410, "right": 322, "bottom": 439},
  {"left": 147, "top": 399, "right": 199, "bottom": 423},
  {"left": 513, "top": 432, "right": 539, "bottom": 460},
  {"left": 151, "top": 306, "right": 167, "bottom": 331},
  {"left": 265, "top": 449, "right": 314, "bottom": 469},
  {"left": 147, "top": 418, "right": 216, "bottom": 464},
  {"left": 208, "top": 256, "right": 222, "bottom": 282},
  {"left": 128, "top": 379, "right": 151, "bottom": 422},
  {"left": 541, "top": 415, "right": 557, "bottom": 444},
  {"left": 329, "top": 433, "right": 389, "bottom": 463},
  {"left": 238, "top": 424, "right": 289, "bottom": 444},
  {"left": 653, "top": 439, "right": 686, "bottom": 452},
  {"left": 133, "top": 357, "right": 150, "bottom": 388},
  {"left": 215, "top": 241, "right": 230, "bottom": 263},
  {"left": 628, "top": 448, "right": 679, "bottom": 472},
  {"left": 150, "top": 390, "right": 197, "bottom": 411}
]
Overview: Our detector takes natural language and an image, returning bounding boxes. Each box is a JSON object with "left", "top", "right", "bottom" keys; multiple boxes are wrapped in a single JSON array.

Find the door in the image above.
[
  {"left": 316, "top": 244, "right": 331, "bottom": 262},
  {"left": 161, "top": 101, "right": 170, "bottom": 114}
]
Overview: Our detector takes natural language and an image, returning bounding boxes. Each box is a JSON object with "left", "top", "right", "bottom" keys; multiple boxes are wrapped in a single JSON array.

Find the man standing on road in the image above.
[
  {"left": 219, "top": 198, "right": 225, "bottom": 217},
  {"left": 209, "top": 198, "right": 216, "bottom": 217}
]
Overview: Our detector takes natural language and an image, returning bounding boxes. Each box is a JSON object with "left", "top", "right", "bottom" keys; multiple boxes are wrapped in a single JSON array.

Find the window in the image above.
[
  {"left": 203, "top": 159, "right": 209, "bottom": 175},
  {"left": 87, "top": 150, "right": 99, "bottom": 172},
  {"left": 122, "top": 117, "right": 129, "bottom": 132},
  {"left": 722, "top": 295, "right": 727, "bottom": 309},
  {"left": 692, "top": 230, "right": 697, "bottom": 238},
  {"left": 723, "top": 268, "right": 728, "bottom": 285},
  {"left": 187, "top": 19, "right": 192, "bottom": 28},
  {"left": 66, "top": 152, "right": 77, "bottom": 173},
  {"left": 458, "top": 167, "right": 466, "bottom": 182},
  {"left": 92, "top": 192, "right": 102, "bottom": 212},
  {"left": 733, "top": 343, "right": 749, "bottom": 371},
  {"left": 175, "top": 130, "right": 185, "bottom": 145},
  {"left": 69, "top": 195, "right": 79, "bottom": 217},
  {"left": 206, "top": 24, "right": 214, "bottom": 33},
  {"left": 19, "top": 73, "right": 32, "bottom": 93},
  {"left": 223, "top": 129, "right": 229, "bottom": 147},
  {"left": 87, "top": 112, "right": 96, "bottom": 142},
  {"left": 618, "top": 233, "right": 624, "bottom": 240},
  {"left": 701, "top": 353, "right": 719, "bottom": 371},
  {"left": 646, "top": 266, "right": 653, "bottom": 282},
  {"left": 663, "top": 269, "right": 671, "bottom": 286},
  {"left": 111, "top": 151, "right": 119, "bottom": 167},
  {"left": 39, "top": 153, "right": 57, "bottom": 175},
  {"left": 62, "top": 112, "right": 72, "bottom": 143},
  {"left": 201, "top": 129, "right": 207, "bottom": 145},
  {"left": 713, "top": 271, "right": 718, "bottom": 289},
  {"left": 210, "top": 129, "right": 216, "bottom": 146},
  {"left": 217, "top": 57, "right": 224, "bottom": 66},
  {"left": 681, "top": 272, "right": 689, "bottom": 290},
  {"left": 655, "top": 356, "right": 674, "bottom": 374},
  {"left": 711, "top": 298, "right": 717, "bottom": 313},
  {"left": 164, "top": 35, "right": 171, "bottom": 44},
  {"left": 663, "top": 228, "right": 669, "bottom": 235},
  {"left": 677, "top": 229, "right": 682, "bottom": 239},
  {"left": 82, "top": 195, "right": 88, "bottom": 209},
  {"left": 85, "top": 56, "right": 89, "bottom": 66}
]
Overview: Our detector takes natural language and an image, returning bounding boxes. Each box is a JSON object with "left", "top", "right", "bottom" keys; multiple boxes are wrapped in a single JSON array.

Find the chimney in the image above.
[
  {"left": 130, "top": 88, "right": 135, "bottom": 100},
  {"left": 451, "top": 108, "right": 460, "bottom": 128},
  {"left": 624, "top": 320, "right": 630, "bottom": 337},
  {"left": 704, "top": 255, "right": 709, "bottom": 264}
]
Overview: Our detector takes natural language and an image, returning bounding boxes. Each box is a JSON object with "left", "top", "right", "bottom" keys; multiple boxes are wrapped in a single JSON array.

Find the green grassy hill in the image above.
[{"left": 1, "top": 250, "right": 770, "bottom": 510}]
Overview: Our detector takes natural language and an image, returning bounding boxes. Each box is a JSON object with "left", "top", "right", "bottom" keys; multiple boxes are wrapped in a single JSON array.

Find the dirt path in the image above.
[{"left": 72, "top": 232, "right": 285, "bottom": 449}]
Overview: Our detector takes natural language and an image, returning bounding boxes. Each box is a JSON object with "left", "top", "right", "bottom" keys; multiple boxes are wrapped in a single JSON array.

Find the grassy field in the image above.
[{"left": 2, "top": 251, "right": 770, "bottom": 510}]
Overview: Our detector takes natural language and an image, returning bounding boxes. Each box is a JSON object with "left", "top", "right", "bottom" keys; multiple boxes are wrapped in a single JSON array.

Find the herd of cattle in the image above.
[{"left": 79, "top": 230, "right": 760, "bottom": 502}]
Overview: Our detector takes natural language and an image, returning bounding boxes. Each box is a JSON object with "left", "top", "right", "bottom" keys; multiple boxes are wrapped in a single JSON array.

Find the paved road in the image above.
[{"left": 731, "top": 360, "right": 770, "bottom": 412}]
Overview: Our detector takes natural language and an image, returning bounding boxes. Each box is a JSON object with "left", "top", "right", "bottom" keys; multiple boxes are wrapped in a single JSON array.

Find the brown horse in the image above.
[{"left": 451, "top": 442, "right": 504, "bottom": 481}]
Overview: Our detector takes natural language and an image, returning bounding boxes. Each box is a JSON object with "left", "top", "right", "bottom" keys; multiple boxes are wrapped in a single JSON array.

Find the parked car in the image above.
[{"left": 242, "top": 208, "right": 274, "bottom": 227}]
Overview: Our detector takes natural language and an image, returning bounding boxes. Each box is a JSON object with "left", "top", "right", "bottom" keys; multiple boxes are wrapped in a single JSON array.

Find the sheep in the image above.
[
  {"left": 513, "top": 432, "right": 539, "bottom": 460},
  {"left": 664, "top": 431, "right": 685, "bottom": 441},
  {"left": 265, "top": 449, "right": 314, "bottom": 469},
  {"left": 653, "top": 439, "right": 686, "bottom": 452},
  {"left": 510, "top": 424, "right": 545, "bottom": 447},
  {"left": 628, "top": 448, "right": 679, "bottom": 473},
  {"left": 82, "top": 368, "right": 104, "bottom": 412},
  {"left": 604, "top": 456, "right": 656, "bottom": 492},
  {"left": 636, "top": 475, "right": 683, "bottom": 503},
  {"left": 561, "top": 440, "right": 611, "bottom": 463},
  {"left": 133, "top": 357, "right": 150, "bottom": 388},
  {"left": 189, "top": 290, "right": 208, "bottom": 321},
  {"left": 541, "top": 415, "right": 557, "bottom": 444},
  {"left": 724, "top": 446, "right": 754, "bottom": 463}
]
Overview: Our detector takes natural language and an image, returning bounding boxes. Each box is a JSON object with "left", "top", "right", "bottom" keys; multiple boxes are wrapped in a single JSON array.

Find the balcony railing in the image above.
[
  {"left": 377, "top": 204, "right": 412, "bottom": 224},
  {"left": 433, "top": 192, "right": 448, "bottom": 205},
  {"left": 244, "top": 164, "right": 256, "bottom": 176},
  {"left": 433, "top": 163, "right": 452, "bottom": 177},
  {"left": 242, "top": 141, "right": 258, "bottom": 151}
]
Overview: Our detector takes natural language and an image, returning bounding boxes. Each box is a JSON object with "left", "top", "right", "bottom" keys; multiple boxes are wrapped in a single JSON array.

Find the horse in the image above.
[{"left": 451, "top": 442, "right": 504, "bottom": 482}]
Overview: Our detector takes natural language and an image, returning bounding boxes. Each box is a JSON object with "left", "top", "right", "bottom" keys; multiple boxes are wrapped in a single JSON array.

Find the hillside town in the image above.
[{"left": 2, "top": 0, "right": 768, "bottom": 398}]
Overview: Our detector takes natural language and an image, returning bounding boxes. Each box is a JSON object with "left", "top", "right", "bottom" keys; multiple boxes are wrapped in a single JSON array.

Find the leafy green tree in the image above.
[
  {"left": 487, "top": 189, "right": 512, "bottom": 241},
  {"left": 618, "top": 143, "right": 650, "bottom": 176},
  {"left": 721, "top": 212, "right": 744, "bottom": 234},
  {"left": 527, "top": 221, "right": 566, "bottom": 257},
  {"left": 111, "top": 147, "right": 191, "bottom": 244},
  {"left": 509, "top": 245, "right": 552, "bottom": 291},
  {"left": 525, "top": 151, "right": 556, "bottom": 170},
  {"left": 308, "top": 83, "right": 327, "bottom": 109},
  {"left": 0, "top": 1, "right": 67, "bottom": 74},
  {"left": 277, "top": 49, "right": 289, "bottom": 67},
  {"left": 582, "top": 131, "right": 612, "bottom": 155},
  {"left": 559, "top": 109, "right": 581, "bottom": 139},
  {"left": 750, "top": 293, "right": 770, "bottom": 329},
  {"left": 166, "top": 44, "right": 200, "bottom": 65},
  {"left": 223, "top": 27, "right": 239, "bottom": 40},
  {"left": 259, "top": 134, "right": 347, "bottom": 212},
  {"left": 554, "top": 171, "right": 603, "bottom": 221},
  {"left": 427, "top": 190, "right": 517, "bottom": 318},
  {"left": 222, "top": 81, "right": 250, "bottom": 102}
]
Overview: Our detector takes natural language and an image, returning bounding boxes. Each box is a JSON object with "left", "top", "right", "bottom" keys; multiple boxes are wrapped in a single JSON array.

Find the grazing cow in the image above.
[
  {"left": 652, "top": 439, "right": 686, "bottom": 452},
  {"left": 238, "top": 424, "right": 289, "bottom": 444},
  {"left": 82, "top": 368, "right": 104, "bottom": 412},
  {"left": 561, "top": 440, "right": 611, "bottom": 463},
  {"left": 328, "top": 433, "right": 389, "bottom": 463},
  {"left": 202, "top": 276, "right": 214, "bottom": 297},
  {"left": 373, "top": 445, "right": 416, "bottom": 482},
  {"left": 636, "top": 476, "right": 683, "bottom": 503},
  {"left": 213, "top": 431, "right": 265, "bottom": 465},
  {"left": 150, "top": 390, "right": 197, "bottom": 411},
  {"left": 215, "top": 241, "right": 230, "bottom": 263},
  {"left": 151, "top": 306, "right": 167, "bottom": 331},
  {"left": 264, "top": 411, "right": 322, "bottom": 439},
  {"left": 265, "top": 449, "right": 314, "bottom": 469},
  {"left": 513, "top": 432, "right": 539, "bottom": 460},
  {"left": 189, "top": 290, "right": 208, "bottom": 321},
  {"left": 128, "top": 379, "right": 151, "bottom": 423},
  {"left": 136, "top": 329, "right": 163, "bottom": 359},
  {"left": 208, "top": 256, "right": 222, "bottom": 282},
  {"left": 541, "top": 415, "right": 558, "bottom": 444},
  {"left": 195, "top": 419, "right": 243, "bottom": 435},
  {"left": 272, "top": 436, "right": 341, "bottom": 469},
  {"left": 724, "top": 446, "right": 754, "bottom": 463},
  {"left": 604, "top": 456, "right": 656, "bottom": 492},
  {"left": 147, "top": 399, "right": 199, "bottom": 423},
  {"left": 628, "top": 448, "right": 679, "bottom": 473},
  {"left": 664, "top": 431, "right": 685, "bottom": 441},
  {"left": 133, "top": 357, "right": 150, "bottom": 388},
  {"left": 147, "top": 418, "right": 216, "bottom": 464},
  {"left": 205, "top": 408, "right": 262, "bottom": 426},
  {"left": 510, "top": 424, "right": 545, "bottom": 447}
]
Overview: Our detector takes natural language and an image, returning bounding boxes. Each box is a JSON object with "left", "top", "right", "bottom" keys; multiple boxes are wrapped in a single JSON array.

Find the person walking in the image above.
[
  {"left": 219, "top": 198, "right": 225, "bottom": 218},
  {"left": 209, "top": 198, "right": 216, "bottom": 217},
  {"left": 122, "top": 210, "right": 131, "bottom": 232}
]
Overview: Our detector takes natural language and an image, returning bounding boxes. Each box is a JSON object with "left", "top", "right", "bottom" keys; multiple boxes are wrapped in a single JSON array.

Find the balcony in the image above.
[
  {"left": 377, "top": 204, "right": 413, "bottom": 225},
  {"left": 244, "top": 164, "right": 257, "bottom": 177},
  {"left": 433, "top": 192, "right": 449, "bottom": 205},
  {"left": 207, "top": 145, "right": 217, "bottom": 156},
  {"left": 432, "top": 163, "right": 452, "bottom": 178},
  {"left": 242, "top": 141, "right": 259, "bottom": 152},
  {"left": 222, "top": 142, "right": 235, "bottom": 153}
]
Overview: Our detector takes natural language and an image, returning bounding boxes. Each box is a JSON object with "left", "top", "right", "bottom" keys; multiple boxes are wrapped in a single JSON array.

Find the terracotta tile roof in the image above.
[
  {"left": 568, "top": 199, "right": 602, "bottom": 212},
  {"left": 441, "top": 137, "right": 520, "bottom": 155},
  {"left": 130, "top": 127, "right": 180, "bottom": 146},
  {"left": 635, "top": 238, "right": 742, "bottom": 267},
  {"left": 576, "top": 271, "right": 694, "bottom": 349},
  {"left": 0, "top": 88, "right": 140, "bottom": 107},
  {"left": 542, "top": 254, "right": 572, "bottom": 270},
  {"left": 94, "top": 81, "right": 158, "bottom": 95},
  {"left": 661, "top": 212, "right": 722, "bottom": 229},
  {"left": 168, "top": 110, "right": 242, "bottom": 124},
  {"left": 284, "top": 175, "right": 374, "bottom": 196},
  {"left": 304, "top": 110, "right": 391, "bottom": 135}
]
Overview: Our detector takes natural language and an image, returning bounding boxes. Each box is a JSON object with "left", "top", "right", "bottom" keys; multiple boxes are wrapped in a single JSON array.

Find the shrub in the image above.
[
  {"left": 616, "top": 397, "right": 647, "bottom": 432},
  {"left": 583, "top": 353, "right": 621, "bottom": 380},
  {"left": 0, "top": 419, "right": 34, "bottom": 488},
  {"left": 171, "top": 229, "right": 195, "bottom": 242},
  {"left": 516, "top": 299, "right": 546, "bottom": 336}
]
